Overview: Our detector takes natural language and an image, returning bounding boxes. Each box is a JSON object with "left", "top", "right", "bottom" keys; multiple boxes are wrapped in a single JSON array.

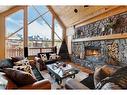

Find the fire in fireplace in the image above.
[{"left": 85, "top": 46, "right": 100, "bottom": 56}]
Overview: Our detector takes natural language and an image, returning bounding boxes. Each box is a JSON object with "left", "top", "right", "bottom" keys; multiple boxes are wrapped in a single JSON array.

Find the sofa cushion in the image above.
[
  {"left": 0, "top": 59, "right": 14, "bottom": 69},
  {"left": 11, "top": 57, "right": 24, "bottom": 62},
  {"left": 101, "top": 65, "right": 120, "bottom": 76},
  {"left": 38, "top": 52, "right": 54, "bottom": 60},
  {"left": 13, "top": 65, "right": 32, "bottom": 74},
  {"left": 3, "top": 68, "right": 37, "bottom": 87},
  {"left": 13, "top": 60, "right": 25, "bottom": 66},
  {"left": 101, "top": 82, "right": 121, "bottom": 89},
  {"left": 40, "top": 54, "right": 47, "bottom": 61},
  {"left": 94, "top": 66, "right": 107, "bottom": 88},
  {"left": 49, "top": 53, "right": 59, "bottom": 60},
  {"left": 96, "top": 65, "right": 127, "bottom": 89}
]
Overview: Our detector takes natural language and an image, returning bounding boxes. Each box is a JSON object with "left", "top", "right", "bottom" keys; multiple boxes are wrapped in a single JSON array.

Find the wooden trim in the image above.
[
  {"left": 72, "top": 33, "right": 127, "bottom": 42},
  {"left": 76, "top": 6, "right": 127, "bottom": 28},
  {"left": 0, "top": 6, "right": 25, "bottom": 17}
]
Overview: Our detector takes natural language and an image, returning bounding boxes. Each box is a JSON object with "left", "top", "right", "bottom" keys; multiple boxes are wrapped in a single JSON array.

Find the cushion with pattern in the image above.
[{"left": 3, "top": 68, "right": 37, "bottom": 87}]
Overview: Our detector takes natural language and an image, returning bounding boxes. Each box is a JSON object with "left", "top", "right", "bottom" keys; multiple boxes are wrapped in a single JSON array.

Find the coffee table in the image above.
[{"left": 47, "top": 63, "right": 79, "bottom": 85}]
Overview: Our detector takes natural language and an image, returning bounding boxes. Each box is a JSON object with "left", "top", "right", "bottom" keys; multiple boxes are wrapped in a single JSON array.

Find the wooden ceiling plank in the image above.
[
  {"left": 76, "top": 6, "right": 127, "bottom": 28},
  {"left": 47, "top": 6, "right": 66, "bottom": 29}
]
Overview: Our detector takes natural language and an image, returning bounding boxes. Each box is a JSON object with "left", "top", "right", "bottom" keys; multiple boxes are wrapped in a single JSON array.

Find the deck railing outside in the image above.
[{"left": 6, "top": 47, "right": 54, "bottom": 58}]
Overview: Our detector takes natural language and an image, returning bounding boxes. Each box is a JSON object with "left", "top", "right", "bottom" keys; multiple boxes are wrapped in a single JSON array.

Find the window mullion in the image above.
[{"left": 32, "top": 6, "right": 52, "bottom": 29}]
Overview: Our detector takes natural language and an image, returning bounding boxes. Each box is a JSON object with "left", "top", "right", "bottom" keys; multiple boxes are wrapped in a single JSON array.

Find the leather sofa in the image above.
[
  {"left": 0, "top": 58, "right": 51, "bottom": 89},
  {"left": 65, "top": 65, "right": 126, "bottom": 89}
]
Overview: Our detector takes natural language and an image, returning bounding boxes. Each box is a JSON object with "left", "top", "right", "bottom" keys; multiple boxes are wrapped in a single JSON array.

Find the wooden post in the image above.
[
  {"left": 0, "top": 15, "right": 5, "bottom": 59},
  {"left": 23, "top": 6, "right": 28, "bottom": 57},
  {"left": 52, "top": 14, "right": 54, "bottom": 47}
]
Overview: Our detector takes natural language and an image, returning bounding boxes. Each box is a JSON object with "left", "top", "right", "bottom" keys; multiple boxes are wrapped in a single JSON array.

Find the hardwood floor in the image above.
[{"left": 40, "top": 61, "right": 93, "bottom": 89}]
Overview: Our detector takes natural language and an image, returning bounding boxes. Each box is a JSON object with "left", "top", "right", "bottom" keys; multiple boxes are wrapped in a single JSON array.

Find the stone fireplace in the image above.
[{"left": 71, "top": 11, "right": 127, "bottom": 70}]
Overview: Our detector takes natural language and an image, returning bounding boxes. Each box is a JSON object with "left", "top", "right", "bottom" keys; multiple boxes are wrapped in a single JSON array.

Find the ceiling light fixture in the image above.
[{"left": 74, "top": 8, "right": 78, "bottom": 13}]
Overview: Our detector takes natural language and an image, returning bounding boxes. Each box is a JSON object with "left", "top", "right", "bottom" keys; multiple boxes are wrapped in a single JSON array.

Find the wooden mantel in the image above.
[{"left": 72, "top": 33, "right": 127, "bottom": 42}]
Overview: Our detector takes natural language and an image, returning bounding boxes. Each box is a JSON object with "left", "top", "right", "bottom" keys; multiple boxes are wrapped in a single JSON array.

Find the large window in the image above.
[
  {"left": 28, "top": 6, "right": 53, "bottom": 55},
  {"left": 54, "top": 19, "right": 63, "bottom": 53},
  {"left": 5, "top": 10, "right": 24, "bottom": 58},
  {"left": 5, "top": 6, "right": 64, "bottom": 57}
]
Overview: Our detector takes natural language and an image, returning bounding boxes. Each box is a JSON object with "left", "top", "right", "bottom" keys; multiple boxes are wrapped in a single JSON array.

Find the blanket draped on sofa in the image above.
[{"left": 97, "top": 66, "right": 127, "bottom": 89}]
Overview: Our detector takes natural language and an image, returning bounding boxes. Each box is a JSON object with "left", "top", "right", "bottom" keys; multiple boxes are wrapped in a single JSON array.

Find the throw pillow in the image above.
[
  {"left": 11, "top": 57, "right": 24, "bottom": 62},
  {"left": 40, "top": 54, "right": 47, "bottom": 61},
  {"left": 3, "top": 68, "right": 37, "bottom": 87},
  {"left": 101, "top": 65, "right": 121, "bottom": 76},
  {"left": 13, "top": 65, "right": 32, "bottom": 74},
  {"left": 0, "top": 59, "right": 14, "bottom": 69},
  {"left": 94, "top": 66, "right": 107, "bottom": 88},
  {"left": 13, "top": 60, "right": 25, "bottom": 66},
  {"left": 96, "top": 66, "right": 127, "bottom": 89},
  {"left": 49, "top": 53, "right": 59, "bottom": 60}
]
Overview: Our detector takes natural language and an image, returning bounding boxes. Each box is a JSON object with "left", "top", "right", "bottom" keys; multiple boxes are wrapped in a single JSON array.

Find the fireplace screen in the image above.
[{"left": 85, "top": 46, "right": 100, "bottom": 56}]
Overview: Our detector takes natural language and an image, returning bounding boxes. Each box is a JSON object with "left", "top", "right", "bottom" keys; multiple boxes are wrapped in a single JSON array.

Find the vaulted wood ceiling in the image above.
[
  {"left": 51, "top": 6, "right": 118, "bottom": 27},
  {"left": 0, "top": 6, "right": 119, "bottom": 28},
  {"left": 0, "top": 6, "right": 12, "bottom": 13}
]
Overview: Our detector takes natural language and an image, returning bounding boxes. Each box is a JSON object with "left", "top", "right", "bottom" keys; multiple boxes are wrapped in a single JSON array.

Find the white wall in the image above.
[{"left": 66, "top": 26, "right": 74, "bottom": 54}]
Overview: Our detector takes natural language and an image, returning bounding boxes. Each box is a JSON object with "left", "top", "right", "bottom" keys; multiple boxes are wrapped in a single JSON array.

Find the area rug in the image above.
[{"left": 80, "top": 74, "right": 95, "bottom": 89}]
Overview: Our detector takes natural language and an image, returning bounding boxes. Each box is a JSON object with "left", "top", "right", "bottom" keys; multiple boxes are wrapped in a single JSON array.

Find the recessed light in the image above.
[{"left": 74, "top": 9, "right": 78, "bottom": 13}]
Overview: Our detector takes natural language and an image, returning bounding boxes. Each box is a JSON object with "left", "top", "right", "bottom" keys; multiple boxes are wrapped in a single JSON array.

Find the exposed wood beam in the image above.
[{"left": 0, "top": 6, "right": 24, "bottom": 17}]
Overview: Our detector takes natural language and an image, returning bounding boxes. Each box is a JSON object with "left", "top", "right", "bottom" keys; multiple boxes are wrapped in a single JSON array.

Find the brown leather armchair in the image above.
[
  {"left": 1, "top": 73, "right": 51, "bottom": 89},
  {"left": 0, "top": 58, "right": 51, "bottom": 89}
]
